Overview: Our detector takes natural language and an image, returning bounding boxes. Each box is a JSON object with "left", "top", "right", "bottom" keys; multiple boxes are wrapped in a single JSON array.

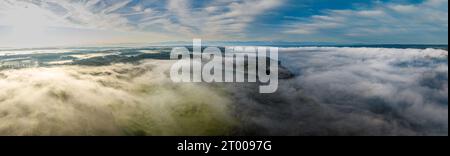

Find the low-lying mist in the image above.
[
  {"left": 0, "top": 61, "right": 236, "bottom": 136},
  {"left": 0, "top": 47, "right": 448, "bottom": 136}
]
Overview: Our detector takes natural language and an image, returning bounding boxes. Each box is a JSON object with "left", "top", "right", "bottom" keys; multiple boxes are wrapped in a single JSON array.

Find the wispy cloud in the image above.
[
  {"left": 0, "top": 0, "right": 447, "bottom": 44},
  {"left": 283, "top": 0, "right": 448, "bottom": 43},
  {"left": 158, "top": 0, "right": 284, "bottom": 39},
  {"left": 0, "top": 0, "right": 283, "bottom": 39}
]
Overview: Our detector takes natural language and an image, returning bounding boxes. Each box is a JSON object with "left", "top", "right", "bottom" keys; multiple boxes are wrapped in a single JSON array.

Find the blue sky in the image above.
[{"left": 0, "top": 0, "right": 448, "bottom": 47}]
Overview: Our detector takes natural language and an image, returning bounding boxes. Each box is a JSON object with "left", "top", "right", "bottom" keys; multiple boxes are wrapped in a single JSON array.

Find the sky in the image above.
[{"left": 0, "top": 0, "right": 448, "bottom": 47}]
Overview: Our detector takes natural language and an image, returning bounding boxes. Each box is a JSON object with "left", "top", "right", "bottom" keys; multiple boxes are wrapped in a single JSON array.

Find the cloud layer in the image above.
[
  {"left": 0, "top": 47, "right": 448, "bottom": 136},
  {"left": 0, "top": 60, "right": 236, "bottom": 136},
  {"left": 224, "top": 47, "right": 448, "bottom": 135}
]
